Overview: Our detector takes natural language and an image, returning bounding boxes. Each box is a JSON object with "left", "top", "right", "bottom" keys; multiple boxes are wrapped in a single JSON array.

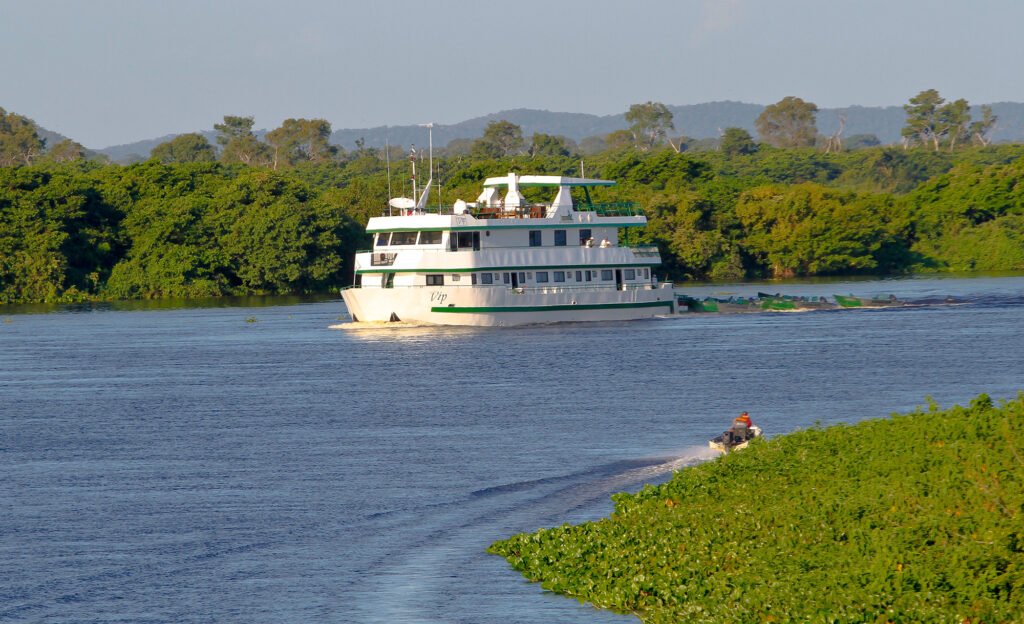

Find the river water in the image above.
[{"left": 2, "top": 274, "right": 1023, "bottom": 623}]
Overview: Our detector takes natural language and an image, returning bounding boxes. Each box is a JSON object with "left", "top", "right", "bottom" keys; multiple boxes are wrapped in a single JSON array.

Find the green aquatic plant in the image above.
[{"left": 489, "top": 394, "right": 1024, "bottom": 623}]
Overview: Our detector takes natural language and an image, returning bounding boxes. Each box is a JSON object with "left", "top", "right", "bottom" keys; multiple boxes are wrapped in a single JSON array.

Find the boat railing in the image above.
[
  {"left": 380, "top": 202, "right": 643, "bottom": 218},
  {"left": 369, "top": 252, "right": 397, "bottom": 266},
  {"left": 361, "top": 245, "right": 660, "bottom": 254}
]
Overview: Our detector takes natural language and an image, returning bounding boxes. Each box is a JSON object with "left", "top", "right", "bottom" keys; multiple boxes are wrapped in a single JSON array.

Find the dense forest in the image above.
[{"left": 1, "top": 92, "right": 1024, "bottom": 304}]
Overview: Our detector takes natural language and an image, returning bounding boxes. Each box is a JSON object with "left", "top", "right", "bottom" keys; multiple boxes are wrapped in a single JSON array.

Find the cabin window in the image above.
[
  {"left": 391, "top": 231, "right": 417, "bottom": 245},
  {"left": 452, "top": 274, "right": 461, "bottom": 282},
  {"left": 375, "top": 233, "right": 391, "bottom": 247},
  {"left": 553, "top": 271, "right": 565, "bottom": 282},
  {"left": 426, "top": 275, "right": 444, "bottom": 285},
  {"left": 503, "top": 272, "right": 510, "bottom": 284},
  {"left": 419, "top": 231, "right": 442, "bottom": 245},
  {"left": 644, "top": 268, "right": 650, "bottom": 279},
  {"left": 554, "top": 230, "right": 566, "bottom": 246},
  {"left": 575, "top": 270, "right": 583, "bottom": 282},
  {"left": 518, "top": 272, "right": 526, "bottom": 283},
  {"left": 579, "top": 229, "right": 592, "bottom": 245},
  {"left": 528, "top": 230, "right": 542, "bottom": 246},
  {"left": 625, "top": 269, "right": 636, "bottom": 280},
  {"left": 456, "top": 232, "right": 477, "bottom": 249},
  {"left": 471, "top": 273, "right": 478, "bottom": 285},
  {"left": 536, "top": 271, "right": 549, "bottom": 283},
  {"left": 481, "top": 273, "right": 493, "bottom": 284},
  {"left": 601, "top": 269, "right": 613, "bottom": 281},
  {"left": 586, "top": 271, "right": 592, "bottom": 282}
]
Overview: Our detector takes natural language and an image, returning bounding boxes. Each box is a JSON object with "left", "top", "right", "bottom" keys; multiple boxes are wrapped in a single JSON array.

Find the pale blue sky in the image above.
[{"left": 2, "top": 0, "right": 1022, "bottom": 148}]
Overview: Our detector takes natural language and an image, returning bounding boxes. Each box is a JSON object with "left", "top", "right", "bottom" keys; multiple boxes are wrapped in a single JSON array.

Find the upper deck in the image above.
[{"left": 368, "top": 173, "right": 646, "bottom": 233}]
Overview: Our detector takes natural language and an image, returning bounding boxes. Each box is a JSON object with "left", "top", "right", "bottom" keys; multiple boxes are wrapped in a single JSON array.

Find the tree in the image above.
[
  {"left": 150, "top": 133, "right": 216, "bottom": 163},
  {"left": 969, "top": 105, "right": 998, "bottom": 146},
  {"left": 902, "top": 89, "right": 945, "bottom": 150},
  {"left": 213, "top": 115, "right": 272, "bottom": 166},
  {"left": 47, "top": 138, "right": 88, "bottom": 162},
  {"left": 625, "top": 101, "right": 674, "bottom": 151},
  {"left": 265, "top": 118, "right": 337, "bottom": 169},
  {"left": 480, "top": 120, "right": 524, "bottom": 156},
  {"left": 941, "top": 99, "right": 971, "bottom": 150},
  {"left": 214, "top": 115, "right": 255, "bottom": 147},
  {"left": 755, "top": 97, "right": 818, "bottom": 148},
  {"left": 720, "top": 127, "right": 757, "bottom": 157},
  {"left": 530, "top": 133, "right": 571, "bottom": 157},
  {"left": 0, "top": 107, "right": 46, "bottom": 166},
  {"left": 605, "top": 129, "right": 635, "bottom": 151}
]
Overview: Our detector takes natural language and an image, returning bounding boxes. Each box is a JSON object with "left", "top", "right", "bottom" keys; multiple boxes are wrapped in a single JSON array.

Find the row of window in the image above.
[
  {"left": 375, "top": 229, "right": 600, "bottom": 248},
  {"left": 424, "top": 268, "right": 650, "bottom": 286}
]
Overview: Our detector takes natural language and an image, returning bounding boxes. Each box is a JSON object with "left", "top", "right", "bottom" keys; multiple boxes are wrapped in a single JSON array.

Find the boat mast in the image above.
[
  {"left": 419, "top": 123, "right": 434, "bottom": 208},
  {"left": 385, "top": 136, "right": 392, "bottom": 214},
  {"left": 410, "top": 144, "right": 417, "bottom": 205}
]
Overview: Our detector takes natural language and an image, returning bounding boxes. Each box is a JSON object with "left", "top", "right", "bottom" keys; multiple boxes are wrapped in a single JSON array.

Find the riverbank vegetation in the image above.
[
  {"left": 488, "top": 395, "right": 1024, "bottom": 622},
  {"left": 2, "top": 92, "right": 1024, "bottom": 303}
]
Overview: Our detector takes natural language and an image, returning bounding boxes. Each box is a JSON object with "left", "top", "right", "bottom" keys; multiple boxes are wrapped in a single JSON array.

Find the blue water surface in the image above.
[{"left": 2, "top": 274, "right": 1023, "bottom": 623}]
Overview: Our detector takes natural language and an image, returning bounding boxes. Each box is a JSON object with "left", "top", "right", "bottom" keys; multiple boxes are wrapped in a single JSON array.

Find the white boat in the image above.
[
  {"left": 709, "top": 425, "right": 763, "bottom": 453},
  {"left": 340, "top": 172, "right": 676, "bottom": 326}
]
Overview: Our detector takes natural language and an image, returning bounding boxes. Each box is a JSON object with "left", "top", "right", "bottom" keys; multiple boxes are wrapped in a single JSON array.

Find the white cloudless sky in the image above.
[{"left": 2, "top": 0, "right": 1022, "bottom": 148}]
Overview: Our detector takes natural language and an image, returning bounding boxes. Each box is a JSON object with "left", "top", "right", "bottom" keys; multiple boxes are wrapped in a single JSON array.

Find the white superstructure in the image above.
[{"left": 340, "top": 172, "right": 675, "bottom": 326}]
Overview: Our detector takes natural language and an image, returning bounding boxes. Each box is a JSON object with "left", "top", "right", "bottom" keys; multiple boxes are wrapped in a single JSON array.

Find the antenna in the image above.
[
  {"left": 385, "top": 134, "right": 392, "bottom": 214},
  {"left": 419, "top": 123, "right": 434, "bottom": 207},
  {"left": 410, "top": 144, "right": 417, "bottom": 205}
]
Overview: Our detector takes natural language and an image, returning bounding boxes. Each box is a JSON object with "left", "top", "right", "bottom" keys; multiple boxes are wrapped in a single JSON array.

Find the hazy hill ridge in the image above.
[{"left": 94, "top": 101, "right": 1024, "bottom": 158}]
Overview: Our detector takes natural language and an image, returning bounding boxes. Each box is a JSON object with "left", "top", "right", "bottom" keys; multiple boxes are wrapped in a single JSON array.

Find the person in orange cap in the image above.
[{"left": 728, "top": 411, "right": 753, "bottom": 445}]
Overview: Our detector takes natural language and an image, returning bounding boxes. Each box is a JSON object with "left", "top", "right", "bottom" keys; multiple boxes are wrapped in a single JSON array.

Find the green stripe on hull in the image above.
[{"left": 430, "top": 300, "right": 672, "bottom": 313}]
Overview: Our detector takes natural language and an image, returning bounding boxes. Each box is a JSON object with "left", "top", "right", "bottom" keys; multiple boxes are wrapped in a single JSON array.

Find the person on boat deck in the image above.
[
  {"left": 728, "top": 412, "right": 753, "bottom": 443},
  {"left": 599, "top": 238, "right": 610, "bottom": 247}
]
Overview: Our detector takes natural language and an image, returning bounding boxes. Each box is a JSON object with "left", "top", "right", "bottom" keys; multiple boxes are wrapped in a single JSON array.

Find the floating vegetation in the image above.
[{"left": 489, "top": 394, "right": 1024, "bottom": 622}]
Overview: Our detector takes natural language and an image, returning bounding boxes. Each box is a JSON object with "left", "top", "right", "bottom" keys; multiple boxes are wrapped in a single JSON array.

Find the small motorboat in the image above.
[{"left": 709, "top": 425, "right": 762, "bottom": 453}]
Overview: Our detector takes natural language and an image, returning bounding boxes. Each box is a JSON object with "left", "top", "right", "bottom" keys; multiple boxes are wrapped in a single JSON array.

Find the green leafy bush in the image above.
[{"left": 489, "top": 394, "right": 1024, "bottom": 623}]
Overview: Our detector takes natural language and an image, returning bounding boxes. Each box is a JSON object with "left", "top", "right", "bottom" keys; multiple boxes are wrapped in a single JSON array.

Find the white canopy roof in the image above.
[{"left": 482, "top": 174, "right": 615, "bottom": 188}]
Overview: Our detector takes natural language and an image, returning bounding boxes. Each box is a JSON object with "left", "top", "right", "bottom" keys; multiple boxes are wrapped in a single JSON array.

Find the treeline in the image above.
[{"left": 2, "top": 93, "right": 1024, "bottom": 304}]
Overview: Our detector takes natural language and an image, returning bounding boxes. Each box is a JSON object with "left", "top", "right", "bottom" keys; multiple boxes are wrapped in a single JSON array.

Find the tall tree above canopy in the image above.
[
  {"left": 265, "top": 118, "right": 337, "bottom": 170},
  {"left": 214, "top": 115, "right": 255, "bottom": 146},
  {"left": 215, "top": 115, "right": 271, "bottom": 166},
  {"left": 625, "top": 101, "right": 674, "bottom": 151},
  {"left": 481, "top": 120, "right": 524, "bottom": 156},
  {"left": 902, "top": 89, "right": 946, "bottom": 150},
  {"left": 755, "top": 96, "right": 818, "bottom": 148},
  {"left": 941, "top": 99, "right": 971, "bottom": 150},
  {"left": 47, "top": 138, "right": 88, "bottom": 163},
  {"left": 150, "top": 133, "right": 216, "bottom": 163},
  {"left": 0, "top": 107, "right": 46, "bottom": 166},
  {"left": 970, "top": 105, "right": 998, "bottom": 146}
]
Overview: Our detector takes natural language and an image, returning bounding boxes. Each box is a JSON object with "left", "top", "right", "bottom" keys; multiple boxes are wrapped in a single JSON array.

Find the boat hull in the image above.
[{"left": 341, "top": 285, "right": 675, "bottom": 326}]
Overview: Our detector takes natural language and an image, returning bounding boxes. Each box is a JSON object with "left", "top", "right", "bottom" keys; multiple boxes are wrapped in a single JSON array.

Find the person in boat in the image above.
[
  {"left": 728, "top": 412, "right": 753, "bottom": 445},
  {"left": 599, "top": 238, "right": 610, "bottom": 247}
]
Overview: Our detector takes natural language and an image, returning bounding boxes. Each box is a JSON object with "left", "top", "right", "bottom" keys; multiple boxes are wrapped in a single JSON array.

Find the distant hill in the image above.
[{"left": 91, "top": 101, "right": 1024, "bottom": 158}]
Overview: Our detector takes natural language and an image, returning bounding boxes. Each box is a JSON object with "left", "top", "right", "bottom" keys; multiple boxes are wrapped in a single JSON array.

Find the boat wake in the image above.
[{"left": 349, "top": 447, "right": 716, "bottom": 623}]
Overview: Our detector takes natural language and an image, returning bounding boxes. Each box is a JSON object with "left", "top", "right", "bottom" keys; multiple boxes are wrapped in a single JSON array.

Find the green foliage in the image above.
[
  {"left": 150, "top": 133, "right": 216, "bottom": 164},
  {"left": 755, "top": 96, "right": 818, "bottom": 148},
  {"left": 4, "top": 134, "right": 1024, "bottom": 303},
  {"left": 0, "top": 107, "right": 46, "bottom": 166},
  {"left": 480, "top": 120, "right": 524, "bottom": 157},
  {"left": 626, "top": 102, "right": 675, "bottom": 151},
  {"left": 489, "top": 394, "right": 1024, "bottom": 623},
  {"left": 720, "top": 127, "right": 757, "bottom": 157},
  {"left": 265, "top": 118, "right": 338, "bottom": 169}
]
